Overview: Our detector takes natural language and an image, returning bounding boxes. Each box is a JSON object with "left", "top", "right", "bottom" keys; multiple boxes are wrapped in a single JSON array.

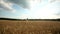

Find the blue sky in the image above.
[{"left": 0, "top": 0, "right": 60, "bottom": 19}]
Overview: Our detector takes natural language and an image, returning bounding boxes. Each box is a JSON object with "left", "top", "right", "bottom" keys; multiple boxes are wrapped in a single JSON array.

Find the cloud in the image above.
[
  {"left": 48, "top": 0, "right": 60, "bottom": 3},
  {"left": 56, "top": 11, "right": 60, "bottom": 16},
  {"left": 0, "top": 0, "right": 16, "bottom": 13},
  {"left": 3, "top": 0, "right": 29, "bottom": 9},
  {"left": 0, "top": 0, "right": 29, "bottom": 13},
  {"left": 28, "top": 0, "right": 60, "bottom": 19}
]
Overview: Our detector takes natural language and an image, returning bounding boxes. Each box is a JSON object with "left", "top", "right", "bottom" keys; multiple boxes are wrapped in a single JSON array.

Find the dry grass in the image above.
[{"left": 0, "top": 20, "right": 60, "bottom": 34}]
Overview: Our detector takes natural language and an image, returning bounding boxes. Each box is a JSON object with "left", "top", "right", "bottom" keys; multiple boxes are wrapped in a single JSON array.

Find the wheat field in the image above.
[{"left": 0, "top": 20, "right": 60, "bottom": 34}]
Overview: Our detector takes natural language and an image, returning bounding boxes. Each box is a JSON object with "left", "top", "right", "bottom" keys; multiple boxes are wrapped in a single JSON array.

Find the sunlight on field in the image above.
[{"left": 0, "top": 20, "right": 60, "bottom": 34}]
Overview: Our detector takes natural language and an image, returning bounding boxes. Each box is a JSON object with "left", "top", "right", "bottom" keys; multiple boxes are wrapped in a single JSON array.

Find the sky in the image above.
[{"left": 0, "top": 0, "right": 60, "bottom": 19}]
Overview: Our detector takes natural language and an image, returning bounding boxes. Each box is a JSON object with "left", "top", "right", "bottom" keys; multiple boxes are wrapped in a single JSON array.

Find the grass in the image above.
[{"left": 0, "top": 20, "right": 60, "bottom": 34}]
